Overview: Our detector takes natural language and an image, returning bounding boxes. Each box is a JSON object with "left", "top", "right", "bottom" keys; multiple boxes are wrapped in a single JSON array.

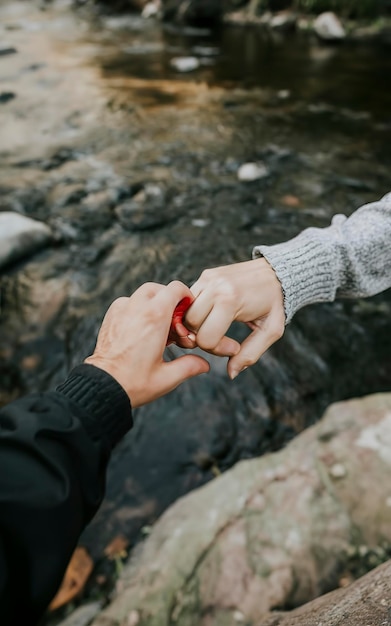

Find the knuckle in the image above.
[
  {"left": 168, "top": 279, "right": 184, "bottom": 290},
  {"left": 112, "top": 296, "right": 128, "bottom": 309},
  {"left": 269, "top": 320, "right": 285, "bottom": 341},
  {"left": 215, "top": 278, "right": 236, "bottom": 301},
  {"left": 241, "top": 355, "right": 257, "bottom": 368},
  {"left": 197, "top": 334, "right": 218, "bottom": 352},
  {"left": 200, "top": 268, "right": 214, "bottom": 283}
]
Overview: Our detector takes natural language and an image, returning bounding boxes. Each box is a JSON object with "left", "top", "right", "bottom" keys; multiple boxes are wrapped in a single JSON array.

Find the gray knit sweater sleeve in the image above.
[{"left": 252, "top": 193, "right": 391, "bottom": 323}]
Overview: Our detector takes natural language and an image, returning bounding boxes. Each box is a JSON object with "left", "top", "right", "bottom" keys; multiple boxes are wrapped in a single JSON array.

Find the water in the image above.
[{"left": 97, "top": 19, "right": 391, "bottom": 120}]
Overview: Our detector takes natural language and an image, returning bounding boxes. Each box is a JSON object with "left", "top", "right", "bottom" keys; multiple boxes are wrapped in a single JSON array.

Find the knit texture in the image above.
[
  {"left": 253, "top": 193, "right": 391, "bottom": 323},
  {"left": 57, "top": 364, "right": 133, "bottom": 449}
]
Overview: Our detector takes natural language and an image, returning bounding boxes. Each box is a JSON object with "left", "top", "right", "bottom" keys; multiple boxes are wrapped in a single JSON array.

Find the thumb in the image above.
[
  {"left": 227, "top": 328, "right": 272, "bottom": 380},
  {"left": 163, "top": 354, "right": 210, "bottom": 391}
]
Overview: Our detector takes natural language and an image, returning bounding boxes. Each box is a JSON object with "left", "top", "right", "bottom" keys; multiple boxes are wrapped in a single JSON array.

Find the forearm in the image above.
[
  {"left": 253, "top": 193, "right": 391, "bottom": 322},
  {"left": 0, "top": 364, "right": 132, "bottom": 625}
]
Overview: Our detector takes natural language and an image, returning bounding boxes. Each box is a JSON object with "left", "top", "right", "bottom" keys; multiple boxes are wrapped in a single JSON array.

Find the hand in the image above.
[
  {"left": 184, "top": 258, "right": 285, "bottom": 379},
  {"left": 84, "top": 281, "right": 210, "bottom": 407}
]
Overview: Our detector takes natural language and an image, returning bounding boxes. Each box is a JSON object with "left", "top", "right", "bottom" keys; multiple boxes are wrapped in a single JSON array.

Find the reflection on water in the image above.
[{"left": 97, "top": 20, "right": 391, "bottom": 120}]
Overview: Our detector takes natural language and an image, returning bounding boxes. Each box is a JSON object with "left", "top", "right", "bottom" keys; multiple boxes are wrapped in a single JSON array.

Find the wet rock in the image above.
[
  {"left": 237, "top": 162, "right": 269, "bottom": 182},
  {"left": 0, "top": 91, "right": 16, "bottom": 104},
  {"left": 314, "top": 12, "right": 346, "bottom": 41},
  {"left": 142, "top": 1, "right": 161, "bottom": 18},
  {"left": 170, "top": 57, "right": 200, "bottom": 72},
  {"left": 192, "top": 45, "right": 219, "bottom": 57},
  {"left": 270, "top": 11, "right": 297, "bottom": 32},
  {"left": 115, "top": 185, "right": 181, "bottom": 231},
  {"left": 15, "top": 148, "right": 79, "bottom": 171},
  {"left": 0, "top": 45, "right": 17, "bottom": 56},
  {"left": 91, "top": 393, "right": 391, "bottom": 626},
  {"left": 0, "top": 212, "right": 52, "bottom": 269}
]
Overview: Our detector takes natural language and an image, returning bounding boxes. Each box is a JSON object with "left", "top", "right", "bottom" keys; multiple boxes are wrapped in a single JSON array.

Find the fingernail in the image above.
[
  {"left": 230, "top": 366, "right": 247, "bottom": 380},
  {"left": 187, "top": 333, "right": 196, "bottom": 342},
  {"left": 230, "top": 369, "right": 239, "bottom": 380}
]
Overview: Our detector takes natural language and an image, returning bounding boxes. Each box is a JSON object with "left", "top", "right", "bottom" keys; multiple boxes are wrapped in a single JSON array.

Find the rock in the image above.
[
  {"left": 237, "top": 162, "right": 269, "bottom": 182},
  {"left": 90, "top": 393, "right": 391, "bottom": 626},
  {"left": 258, "top": 560, "right": 391, "bottom": 625},
  {"left": 270, "top": 11, "right": 297, "bottom": 32},
  {"left": 0, "top": 92, "right": 16, "bottom": 104},
  {"left": 142, "top": 1, "right": 161, "bottom": 18},
  {"left": 314, "top": 12, "right": 346, "bottom": 41},
  {"left": 115, "top": 185, "right": 181, "bottom": 231},
  {"left": 192, "top": 45, "right": 219, "bottom": 57},
  {"left": 0, "top": 212, "right": 52, "bottom": 269},
  {"left": 0, "top": 45, "right": 17, "bottom": 56},
  {"left": 57, "top": 602, "right": 102, "bottom": 626},
  {"left": 170, "top": 57, "right": 200, "bottom": 73}
]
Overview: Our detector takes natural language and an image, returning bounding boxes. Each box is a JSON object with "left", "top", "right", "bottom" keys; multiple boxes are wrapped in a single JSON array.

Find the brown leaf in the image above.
[
  {"left": 104, "top": 534, "right": 129, "bottom": 560},
  {"left": 281, "top": 194, "right": 301, "bottom": 207},
  {"left": 49, "top": 546, "right": 93, "bottom": 611}
]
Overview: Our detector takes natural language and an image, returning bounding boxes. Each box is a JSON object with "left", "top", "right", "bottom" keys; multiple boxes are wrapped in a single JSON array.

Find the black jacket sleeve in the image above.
[{"left": 0, "top": 364, "right": 133, "bottom": 625}]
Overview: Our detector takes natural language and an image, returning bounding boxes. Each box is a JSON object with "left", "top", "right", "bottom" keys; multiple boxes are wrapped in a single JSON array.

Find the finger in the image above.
[
  {"left": 173, "top": 334, "right": 198, "bottom": 349},
  {"left": 201, "top": 334, "right": 240, "bottom": 357},
  {"left": 227, "top": 327, "right": 276, "bottom": 380},
  {"left": 133, "top": 282, "right": 164, "bottom": 300},
  {"left": 189, "top": 277, "right": 204, "bottom": 299},
  {"left": 154, "top": 280, "right": 193, "bottom": 313},
  {"left": 184, "top": 290, "right": 214, "bottom": 332},
  {"left": 195, "top": 305, "right": 236, "bottom": 351},
  {"left": 161, "top": 354, "right": 210, "bottom": 392}
]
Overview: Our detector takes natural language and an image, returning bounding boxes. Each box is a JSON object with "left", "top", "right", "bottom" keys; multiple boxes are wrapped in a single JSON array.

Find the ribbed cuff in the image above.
[
  {"left": 253, "top": 226, "right": 339, "bottom": 323},
  {"left": 56, "top": 364, "right": 133, "bottom": 449}
]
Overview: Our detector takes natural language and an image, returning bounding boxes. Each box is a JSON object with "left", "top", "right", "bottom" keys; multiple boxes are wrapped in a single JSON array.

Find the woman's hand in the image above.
[
  {"left": 85, "top": 281, "right": 210, "bottom": 407},
  {"left": 185, "top": 258, "right": 285, "bottom": 379}
]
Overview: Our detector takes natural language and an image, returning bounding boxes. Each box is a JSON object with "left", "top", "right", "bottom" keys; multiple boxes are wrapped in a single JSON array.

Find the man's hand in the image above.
[
  {"left": 85, "top": 281, "right": 210, "bottom": 407},
  {"left": 184, "top": 259, "right": 285, "bottom": 379}
]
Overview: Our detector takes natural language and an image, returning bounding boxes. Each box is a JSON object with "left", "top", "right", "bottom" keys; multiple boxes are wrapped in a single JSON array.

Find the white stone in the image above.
[
  {"left": 314, "top": 12, "right": 346, "bottom": 41},
  {"left": 142, "top": 1, "right": 160, "bottom": 19},
  {"left": 0, "top": 212, "right": 52, "bottom": 269},
  {"left": 277, "top": 89, "right": 291, "bottom": 99},
  {"left": 170, "top": 57, "right": 200, "bottom": 73},
  {"left": 192, "top": 219, "right": 209, "bottom": 228},
  {"left": 329, "top": 463, "right": 347, "bottom": 479},
  {"left": 237, "top": 162, "right": 269, "bottom": 182}
]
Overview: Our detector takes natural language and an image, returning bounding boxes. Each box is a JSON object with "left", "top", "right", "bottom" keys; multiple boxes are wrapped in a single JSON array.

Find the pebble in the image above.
[
  {"left": 330, "top": 463, "right": 347, "bottom": 478},
  {"left": 142, "top": 1, "right": 160, "bottom": 19},
  {"left": 237, "top": 162, "right": 269, "bottom": 182},
  {"left": 0, "top": 44, "right": 17, "bottom": 56},
  {"left": 0, "top": 91, "right": 16, "bottom": 104},
  {"left": 192, "top": 218, "right": 209, "bottom": 228},
  {"left": 170, "top": 57, "right": 200, "bottom": 72}
]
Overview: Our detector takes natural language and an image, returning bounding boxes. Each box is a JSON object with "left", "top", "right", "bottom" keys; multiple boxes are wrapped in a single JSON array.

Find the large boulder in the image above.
[
  {"left": 258, "top": 559, "right": 391, "bottom": 625},
  {"left": 91, "top": 393, "right": 391, "bottom": 626},
  {"left": 0, "top": 212, "right": 52, "bottom": 269}
]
